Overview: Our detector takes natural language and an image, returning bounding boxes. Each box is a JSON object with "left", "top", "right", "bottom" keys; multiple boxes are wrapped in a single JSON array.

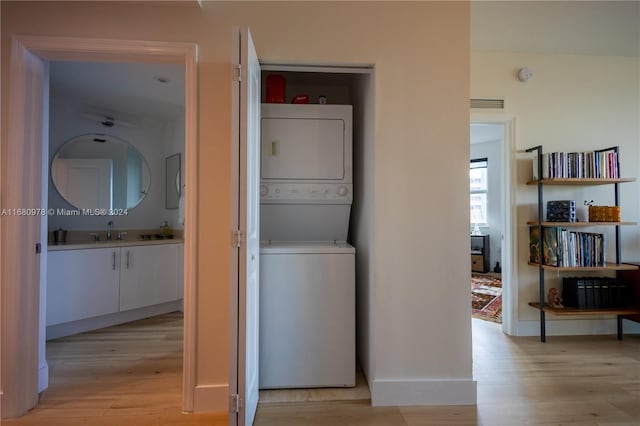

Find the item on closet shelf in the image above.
[
  {"left": 588, "top": 205, "right": 621, "bottom": 222},
  {"left": 318, "top": 95, "right": 327, "bottom": 104},
  {"left": 266, "top": 74, "right": 285, "bottom": 103},
  {"left": 292, "top": 95, "right": 309, "bottom": 104}
]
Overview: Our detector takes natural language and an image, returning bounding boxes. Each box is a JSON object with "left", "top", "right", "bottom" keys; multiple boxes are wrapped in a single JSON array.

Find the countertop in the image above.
[{"left": 48, "top": 238, "right": 184, "bottom": 251}]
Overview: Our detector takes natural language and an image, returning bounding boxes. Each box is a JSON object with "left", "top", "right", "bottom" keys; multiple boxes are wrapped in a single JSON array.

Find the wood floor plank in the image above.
[{"left": 3, "top": 314, "right": 639, "bottom": 426}]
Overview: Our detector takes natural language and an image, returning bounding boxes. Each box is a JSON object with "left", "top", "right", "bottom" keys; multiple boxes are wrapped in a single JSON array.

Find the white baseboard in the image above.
[
  {"left": 517, "top": 318, "right": 640, "bottom": 337},
  {"left": 46, "top": 300, "right": 183, "bottom": 340},
  {"left": 38, "top": 362, "right": 49, "bottom": 393},
  {"left": 371, "top": 378, "right": 477, "bottom": 406},
  {"left": 193, "top": 384, "right": 229, "bottom": 413}
]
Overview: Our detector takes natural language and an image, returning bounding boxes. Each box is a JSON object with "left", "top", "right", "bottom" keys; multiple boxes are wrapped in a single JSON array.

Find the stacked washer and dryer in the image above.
[{"left": 259, "top": 104, "right": 356, "bottom": 389}]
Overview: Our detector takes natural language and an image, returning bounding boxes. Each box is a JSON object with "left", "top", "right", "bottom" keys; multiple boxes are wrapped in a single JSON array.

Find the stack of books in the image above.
[
  {"left": 529, "top": 226, "right": 606, "bottom": 267},
  {"left": 533, "top": 149, "right": 620, "bottom": 180}
]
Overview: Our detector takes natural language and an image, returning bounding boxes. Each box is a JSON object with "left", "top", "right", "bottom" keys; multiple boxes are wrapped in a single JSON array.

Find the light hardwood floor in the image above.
[{"left": 4, "top": 313, "right": 639, "bottom": 425}]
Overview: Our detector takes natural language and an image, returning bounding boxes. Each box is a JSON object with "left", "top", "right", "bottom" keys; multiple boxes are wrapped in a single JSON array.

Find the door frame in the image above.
[
  {"left": 470, "top": 113, "right": 518, "bottom": 335},
  {"left": 0, "top": 35, "right": 198, "bottom": 418}
]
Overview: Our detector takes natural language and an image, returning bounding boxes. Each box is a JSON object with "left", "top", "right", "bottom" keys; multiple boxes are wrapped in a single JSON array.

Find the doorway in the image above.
[
  {"left": 229, "top": 28, "right": 376, "bottom": 426},
  {"left": 41, "top": 57, "right": 186, "bottom": 406},
  {"left": 470, "top": 115, "right": 517, "bottom": 336},
  {"left": 1, "top": 36, "right": 197, "bottom": 419}
]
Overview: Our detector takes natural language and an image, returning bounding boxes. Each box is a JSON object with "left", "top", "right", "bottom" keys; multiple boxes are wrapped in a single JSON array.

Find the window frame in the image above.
[{"left": 470, "top": 157, "right": 488, "bottom": 226}]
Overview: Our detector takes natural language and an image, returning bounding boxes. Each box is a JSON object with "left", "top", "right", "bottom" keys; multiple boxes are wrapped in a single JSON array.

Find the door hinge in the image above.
[
  {"left": 232, "top": 64, "right": 242, "bottom": 82},
  {"left": 232, "top": 229, "right": 242, "bottom": 248},
  {"left": 230, "top": 393, "right": 242, "bottom": 413}
]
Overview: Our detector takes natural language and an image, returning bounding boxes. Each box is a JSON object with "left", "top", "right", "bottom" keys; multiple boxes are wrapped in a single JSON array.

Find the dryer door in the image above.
[{"left": 261, "top": 116, "right": 345, "bottom": 180}]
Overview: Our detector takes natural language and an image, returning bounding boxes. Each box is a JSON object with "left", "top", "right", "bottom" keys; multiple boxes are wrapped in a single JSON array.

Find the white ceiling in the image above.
[
  {"left": 472, "top": 1, "right": 640, "bottom": 57},
  {"left": 49, "top": 61, "right": 185, "bottom": 119},
  {"left": 48, "top": 2, "right": 637, "bottom": 124}
]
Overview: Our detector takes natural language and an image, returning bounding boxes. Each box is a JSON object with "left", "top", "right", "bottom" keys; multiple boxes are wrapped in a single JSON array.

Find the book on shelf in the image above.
[
  {"left": 529, "top": 226, "right": 562, "bottom": 266},
  {"left": 529, "top": 225, "right": 606, "bottom": 267},
  {"left": 531, "top": 149, "right": 620, "bottom": 180}
]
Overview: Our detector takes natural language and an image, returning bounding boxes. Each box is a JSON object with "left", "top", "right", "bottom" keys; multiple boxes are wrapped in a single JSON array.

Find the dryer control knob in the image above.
[
  {"left": 337, "top": 185, "right": 349, "bottom": 196},
  {"left": 260, "top": 185, "right": 268, "bottom": 196}
]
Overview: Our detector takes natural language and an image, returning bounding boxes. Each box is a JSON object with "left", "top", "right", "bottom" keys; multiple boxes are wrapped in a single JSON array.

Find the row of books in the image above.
[
  {"left": 532, "top": 149, "right": 620, "bottom": 180},
  {"left": 562, "top": 277, "right": 629, "bottom": 309},
  {"left": 529, "top": 226, "right": 606, "bottom": 267}
]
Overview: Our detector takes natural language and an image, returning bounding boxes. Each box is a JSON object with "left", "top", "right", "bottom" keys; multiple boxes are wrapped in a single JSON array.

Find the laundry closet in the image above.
[{"left": 257, "top": 67, "right": 374, "bottom": 396}]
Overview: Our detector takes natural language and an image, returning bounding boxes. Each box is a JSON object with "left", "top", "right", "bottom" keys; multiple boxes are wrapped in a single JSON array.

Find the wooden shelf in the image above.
[
  {"left": 526, "top": 178, "right": 636, "bottom": 186},
  {"left": 527, "top": 221, "right": 637, "bottom": 227},
  {"left": 528, "top": 262, "right": 640, "bottom": 271},
  {"left": 528, "top": 302, "right": 640, "bottom": 316}
]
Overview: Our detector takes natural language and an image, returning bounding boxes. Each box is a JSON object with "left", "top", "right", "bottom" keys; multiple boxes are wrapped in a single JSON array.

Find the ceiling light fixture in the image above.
[{"left": 154, "top": 75, "right": 171, "bottom": 84}]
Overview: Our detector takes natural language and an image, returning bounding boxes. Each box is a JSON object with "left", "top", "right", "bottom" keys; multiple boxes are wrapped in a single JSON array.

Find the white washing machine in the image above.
[
  {"left": 259, "top": 241, "right": 355, "bottom": 389},
  {"left": 259, "top": 103, "right": 355, "bottom": 389}
]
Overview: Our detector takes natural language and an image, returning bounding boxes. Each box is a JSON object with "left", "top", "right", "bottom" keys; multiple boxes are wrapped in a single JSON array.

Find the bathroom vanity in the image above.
[{"left": 46, "top": 239, "right": 183, "bottom": 339}]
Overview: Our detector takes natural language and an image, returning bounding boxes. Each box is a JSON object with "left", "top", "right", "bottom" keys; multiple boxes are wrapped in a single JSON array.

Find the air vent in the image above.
[{"left": 470, "top": 98, "right": 505, "bottom": 110}]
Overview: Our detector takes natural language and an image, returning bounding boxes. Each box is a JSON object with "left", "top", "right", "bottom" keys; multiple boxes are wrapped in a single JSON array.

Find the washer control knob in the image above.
[
  {"left": 260, "top": 185, "right": 268, "bottom": 196},
  {"left": 337, "top": 185, "right": 348, "bottom": 196}
]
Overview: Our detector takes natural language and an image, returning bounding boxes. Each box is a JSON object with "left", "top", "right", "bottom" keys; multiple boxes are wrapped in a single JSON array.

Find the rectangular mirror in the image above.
[{"left": 165, "top": 153, "right": 181, "bottom": 209}]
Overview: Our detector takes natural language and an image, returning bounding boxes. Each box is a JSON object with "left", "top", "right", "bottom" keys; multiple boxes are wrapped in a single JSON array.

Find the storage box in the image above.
[
  {"left": 546, "top": 200, "right": 576, "bottom": 222},
  {"left": 266, "top": 74, "right": 285, "bottom": 103},
  {"left": 588, "top": 205, "right": 620, "bottom": 222}
]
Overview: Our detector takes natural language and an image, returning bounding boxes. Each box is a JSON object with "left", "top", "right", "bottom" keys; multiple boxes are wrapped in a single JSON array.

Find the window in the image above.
[{"left": 470, "top": 158, "right": 488, "bottom": 225}]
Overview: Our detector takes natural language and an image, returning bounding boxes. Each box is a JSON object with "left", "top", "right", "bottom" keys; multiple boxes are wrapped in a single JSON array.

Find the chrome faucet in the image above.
[{"left": 106, "top": 221, "right": 114, "bottom": 240}]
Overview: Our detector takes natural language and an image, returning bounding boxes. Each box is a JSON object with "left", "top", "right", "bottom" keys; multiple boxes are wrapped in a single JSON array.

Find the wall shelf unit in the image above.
[
  {"left": 527, "top": 221, "right": 637, "bottom": 227},
  {"left": 525, "top": 145, "right": 639, "bottom": 342},
  {"left": 527, "top": 262, "right": 639, "bottom": 272},
  {"left": 526, "top": 178, "right": 636, "bottom": 186}
]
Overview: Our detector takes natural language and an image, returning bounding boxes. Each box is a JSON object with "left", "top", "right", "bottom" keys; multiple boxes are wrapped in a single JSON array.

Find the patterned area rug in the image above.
[{"left": 472, "top": 273, "right": 502, "bottom": 323}]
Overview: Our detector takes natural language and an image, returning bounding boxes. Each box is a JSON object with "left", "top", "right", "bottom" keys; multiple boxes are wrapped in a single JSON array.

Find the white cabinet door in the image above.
[
  {"left": 119, "top": 244, "right": 179, "bottom": 311},
  {"left": 47, "top": 248, "right": 120, "bottom": 326}
]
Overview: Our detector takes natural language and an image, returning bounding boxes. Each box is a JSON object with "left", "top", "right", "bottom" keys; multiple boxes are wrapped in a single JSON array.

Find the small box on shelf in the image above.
[
  {"left": 588, "top": 205, "right": 621, "bottom": 222},
  {"left": 546, "top": 200, "right": 576, "bottom": 222}
]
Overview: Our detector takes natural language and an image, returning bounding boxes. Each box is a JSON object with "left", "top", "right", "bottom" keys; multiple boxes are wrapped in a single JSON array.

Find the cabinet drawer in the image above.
[{"left": 471, "top": 254, "right": 484, "bottom": 272}]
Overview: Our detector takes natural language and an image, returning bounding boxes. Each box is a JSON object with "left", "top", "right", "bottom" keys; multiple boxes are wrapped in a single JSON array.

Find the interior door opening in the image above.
[
  {"left": 230, "top": 36, "right": 376, "bottom": 424},
  {"left": 256, "top": 67, "right": 375, "bottom": 404},
  {"left": 470, "top": 117, "right": 516, "bottom": 336},
  {"left": 1, "top": 36, "right": 197, "bottom": 420},
  {"left": 43, "top": 58, "right": 187, "bottom": 411}
]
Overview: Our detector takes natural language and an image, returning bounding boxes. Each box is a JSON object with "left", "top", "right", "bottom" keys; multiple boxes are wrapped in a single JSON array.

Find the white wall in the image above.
[
  {"left": 2, "top": 1, "right": 472, "bottom": 412},
  {"left": 351, "top": 72, "right": 375, "bottom": 384},
  {"left": 471, "top": 51, "right": 640, "bottom": 334},
  {"left": 48, "top": 92, "right": 182, "bottom": 233},
  {"left": 470, "top": 139, "right": 503, "bottom": 270}
]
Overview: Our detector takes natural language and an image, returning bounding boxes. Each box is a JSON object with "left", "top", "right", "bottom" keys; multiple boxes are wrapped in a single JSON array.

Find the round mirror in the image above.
[{"left": 51, "top": 134, "right": 150, "bottom": 210}]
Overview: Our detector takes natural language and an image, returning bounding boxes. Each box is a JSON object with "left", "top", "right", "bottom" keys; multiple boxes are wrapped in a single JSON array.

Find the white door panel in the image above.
[{"left": 235, "top": 27, "right": 260, "bottom": 426}]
